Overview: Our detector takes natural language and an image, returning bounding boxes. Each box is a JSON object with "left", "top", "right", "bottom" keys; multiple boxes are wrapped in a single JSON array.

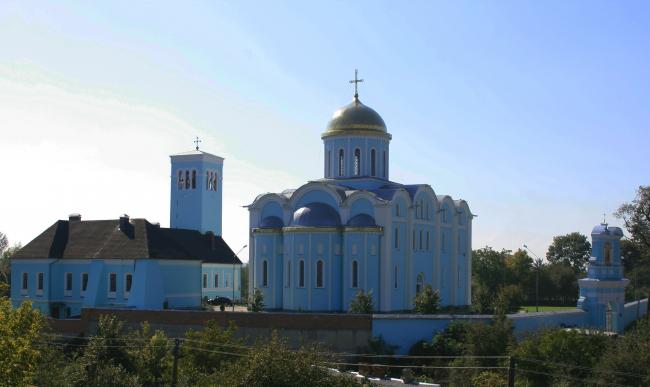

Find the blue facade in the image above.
[{"left": 248, "top": 94, "right": 473, "bottom": 312}]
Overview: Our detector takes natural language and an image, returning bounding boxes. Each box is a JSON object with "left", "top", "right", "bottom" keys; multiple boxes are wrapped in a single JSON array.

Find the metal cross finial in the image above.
[
  {"left": 603, "top": 212, "right": 607, "bottom": 224},
  {"left": 349, "top": 69, "right": 364, "bottom": 99},
  {"left": 194, "top": 136, "right": 202, "bottom": 151}
]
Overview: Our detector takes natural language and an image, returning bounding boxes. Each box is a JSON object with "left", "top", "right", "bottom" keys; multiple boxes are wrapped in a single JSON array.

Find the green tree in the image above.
[
  {"left": 413, "top": 285, "right": 440, "bottom": 314},
  {"left": 220, "top": 332, "right": 361, "bottom": 387},
  {"left": 348, "top": 290, "right": 374, "bottom": 314},
  {"left": 130, "top": 322, "right": 172, "bottom": 386},
  {"left": 0, "top": 299, "right": 46, "bottom": 387},
  {"left": 615, "top": 185, "right": 650, "bottom": 250},
  {"left": 249, "top": 288, "right": 265, "bottom": 312},
  {"left": 546, "top": 232, "right": 591, "bottom": 272},
  {"left": 595, "top": 318, "right": 650, "bottom": 386},
  {"left": 180, "top": 320, "right": 242, "bottom": 382},
  {"left": 0, "top": 232, "right": 7, "bottom": 254},
  {"left": 494, "top": 284, "right": 524, "bottom": 314}
]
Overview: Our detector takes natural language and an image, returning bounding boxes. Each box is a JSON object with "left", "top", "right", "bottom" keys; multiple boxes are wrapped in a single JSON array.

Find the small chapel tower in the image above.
[
  {"left": 578, "top": 223, "right": 629, "bottom": 332},
  {"left": 170, "top": 139, "right": 224, "bottom": 235}
]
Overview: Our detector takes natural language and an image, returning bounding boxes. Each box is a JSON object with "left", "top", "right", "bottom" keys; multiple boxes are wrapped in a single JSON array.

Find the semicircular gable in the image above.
[
  {"left": 413, "top": 185, "right": 438, "bottom": 220},
  {"left": 261, "top": 201, "right": 284, "bottom": 220},
  {"left": 438, "top": 195, "right": 455, "bottom": 224},
  {"left": 454, "top": 200, "right": 471, "bottom": 226},
  {"left": 290, "top": 182, "right": 342, "bottom": 210},
  {"left": 249, "top": 193, "right": 287, "bottom": 211}
]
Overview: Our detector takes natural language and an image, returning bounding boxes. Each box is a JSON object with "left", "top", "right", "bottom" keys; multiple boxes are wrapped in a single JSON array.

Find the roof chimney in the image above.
[
  {"left": 68, "top": 213, "right": 82, "bottom": 222},
  {"left": 119, "top": 214, "right": 130, "bottom": 230}
]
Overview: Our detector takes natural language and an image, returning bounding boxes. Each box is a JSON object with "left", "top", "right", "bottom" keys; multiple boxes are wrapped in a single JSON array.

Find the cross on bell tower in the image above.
[
  {"left": 349, "top": 69, "right": 364, "bottom": 100},
  {"left": 194, "top": 136, "right": 202, "bottom": 151}
]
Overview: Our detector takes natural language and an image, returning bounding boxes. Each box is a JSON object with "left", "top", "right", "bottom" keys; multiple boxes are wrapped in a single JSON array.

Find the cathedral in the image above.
[{"left": 248, "top": 75, "right": 473, "bottom": 312}]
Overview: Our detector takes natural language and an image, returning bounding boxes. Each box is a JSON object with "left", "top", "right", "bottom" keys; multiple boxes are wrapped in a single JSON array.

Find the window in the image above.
[
  {"left": 416, "top": 273, "right": 424, "bottom": 294},
  {"left": 206, "top": 171, "right": 210, "bottom": 190},
  {"left": 354, "top": 148, "right": 361, "bottom": 175},
  {"left": 213, "top": 173, "right": 218, "bottom": 191},
  {"left": 370, "top": 149, "right": 376, "bottom": 176},
  {"left": 81, "top": 273, "right": 89, "bottom": 296},
  {"left": 412, "top": 230, "right": 416, "bottom": 250},
  {"left": 124, "top": 273, "right": 133, "bottom": 297},
  {"left": 178, "top": 170, "right": 184, "bottom": 189},
  {"left": 109, "top": 273, "right": 117, "bottom": 298},
  {"left": 65, "top": 272, "right": 72, "bottom": 296},
  {"left": 36, "top": 273, "right": 44, "bottom": 296},
  {"left": 286, "top": 261, "right": 291, "bottom": 287},
  {"left": 21, "top": 272, "right": 28, "bottom": 295},
  {"left": 339, "top": 149, "right": 345, "bottom": 176},
  {"left": 394, "top": 266, "right": 398, "bottom": 289},
  {"left": 262, "top": 260, "right": 268, "bottom": 287},
  {"left": 226, "top": 273, "right": 230, "bottom": 288},
  {"left": 419, "top": 230, "right": 423, "bottom": 250},
  {"left": 604, "top": 242, "right": 612, "bottom": 265},
  {"left": 202, "top": 273, "right": 208, "bottom": 289},
  {"left": 191, "top": 170, "right": 196, "bottom": 189},
  {"left": 316, "top": 260, "right": 324, "bottom": 288},
  {"left": 383, "top": 151, "right": 386, "bottom": 178},
  {"left": 352, "top": 260, "right": 358, "bottom": 288},
  {"left": 327, "top": 150, "right": 331, "bottom": 177},
  {"left": 299, "top": 260, "right": 305, "bottom": 287},
  {"left": 394, "top": 227, "right": 400, "bottom": 249},
  {"left": 185, "top": 170, "right": 190, "bottom": 189},
  {"left": 215, "top": 273, "right": 220, "bottom": 288}
]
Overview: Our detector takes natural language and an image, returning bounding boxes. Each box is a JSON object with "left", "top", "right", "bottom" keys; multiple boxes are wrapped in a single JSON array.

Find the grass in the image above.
[{"left": 520, "top": 305, "right": 578, "bottom": 313}]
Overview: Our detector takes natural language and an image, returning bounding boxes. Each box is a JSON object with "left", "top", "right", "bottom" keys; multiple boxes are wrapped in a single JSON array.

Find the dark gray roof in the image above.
[{"left": 12, "top": 218, "right": 241, "bottom": 264}]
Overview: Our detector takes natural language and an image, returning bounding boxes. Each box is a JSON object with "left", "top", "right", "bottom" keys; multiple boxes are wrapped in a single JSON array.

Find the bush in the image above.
[
  {"left": 249, "top": 288, "right": 265, "bottom": 312},
  {"left": 494, "top": 284, "right": 524, "bottom": 314},
  {"left": 348, "top": 290, "right": 374, "bottom": 314},
  {"left": 413, "top": 285, "right": 440, "bottom": 314}
]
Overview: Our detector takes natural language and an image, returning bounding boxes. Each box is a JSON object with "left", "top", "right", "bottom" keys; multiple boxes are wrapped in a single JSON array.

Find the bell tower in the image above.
[
  {"left": 169, "top": 140, "right": 224, "bottom": 235},
  {"left": 578, "top": 223, "right": 629, "bottom": 332}
]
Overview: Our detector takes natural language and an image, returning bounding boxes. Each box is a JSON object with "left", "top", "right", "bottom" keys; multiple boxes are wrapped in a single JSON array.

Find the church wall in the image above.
[
  {"left": 159, "top": 261, "right": 202, "bottom": 308},
  {"left": 391, "top": 220, "right": 407, "bottom": 311},
  {"left": 342, "top": 232, "right": 380, "bottom": 311},
  {"left": 253, "top": 232, "right": 283, "bottom": 309},
  {"left": 11, "top": 259, "right": 56, "bottom": 315},
  {"left": 309, "top": 233, "right": 336, "bottom": 311},
  {"left": 456, "top": 228, "right": 469, "bottom": 305}
]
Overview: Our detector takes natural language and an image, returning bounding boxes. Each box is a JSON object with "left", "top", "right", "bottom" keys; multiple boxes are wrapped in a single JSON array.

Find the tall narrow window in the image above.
[
  {"left": 419, "top": 230, "right": 423, "bottom": 250},
  {"left": 416, "top": 273, "right": 424, "bottom": 294},
  {"left": 65, "top": 272, "right": 72, "bottom": 296},
  {"left": 316, "top": 260, "right": 324, "bottom": 288},
  {"left": 109, "top": 273, "right": 117, "bottom": 297},
  {"left": 213, "top": 173, "right": 218, "bottom": 191},
  {"left": 178, "top": 170, "right": 183, "bottom": 189},
  {"left": 81, "top": 273, "right": 88, "bottom": 295},
  {"left": 604, "top": 242, "right": 612, "bottom": 266},
  {"left": 396, "top": 204, "right": 400, "bottom": 217},
  {"left": 202, "top": 273, "right": 207, "bottom": 289},
  {"left": 185, "top": 170, "right": 190, "bottom": 189},
  {"left": 412, "top": 230, "right": 416, "bottom": 250},
  {"left": 215, "top": 273, "right": 220, "bottom": 288},
  {"left": 394, "top": 266, "right": 398, "bottom": 289},
  {"left": 370, "top": 149, "right": 376, "bottom": 176},
  {"left": 226, "top": 273, "right": 230, "bottom": 288},
  {"left": 208, "top": 172, "right": 213, "bottom": 190},
  {"left": 262, "top": 260, "right": 268, "bottom": 287},
  {"left": 191, "top": 170, "right": 196, "bottom": 189},
  {"left": 206, "top": 171, "right": 210, "bottom": 190},
  {"left": 21, "top": 273, "right": 28, "bottom": 294},
  {"left": 352, "top": 261, "right": 358, "bottom": 288},
  {"left": 383, "top": 151, "right": 386, "bottom": 178},
  {"left": 354, "top": 148, "right": 361, "bottom": 176},
  {"left": 299, "top": 260, "right": 305, "bottom": 287},
  {"left": 37, "top": 273, "right": 44, "bottom": 295},
  {"left": 394, "top": 227, "right": 400, "bottom": 249},
  {"left": 339, "top": 149, "right": 345, "bottom": 176},
  {"left": 327, "top": 150, "right": 331, "bottom": 177},
  {"left": 286, "top": 261, "right": 291, "bottom": 287},
  {"left": 125, "top": 273, "right": 133, "bottom": 297}
]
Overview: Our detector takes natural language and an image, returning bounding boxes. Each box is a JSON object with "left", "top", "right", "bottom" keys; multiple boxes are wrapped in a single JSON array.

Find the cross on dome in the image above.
[
  {"left": 349, "top": 69, "right": 364, "bottom": 100},
  {"left": 194, "top": 136, "right": 202, "bottom": 151}
]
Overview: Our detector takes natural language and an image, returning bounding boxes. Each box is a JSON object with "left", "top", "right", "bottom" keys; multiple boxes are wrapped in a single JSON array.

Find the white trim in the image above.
[{"left": 108, "top": 272, "right": 117, "bottom": 299}]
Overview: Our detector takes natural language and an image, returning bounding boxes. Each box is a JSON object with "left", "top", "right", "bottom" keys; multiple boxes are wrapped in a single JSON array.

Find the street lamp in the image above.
[
  {"left": 524, "top": 244, "right": 543, "bottom": 313},
  {"left": 233, "top": 245, "right": 247, "bottom": 312}
]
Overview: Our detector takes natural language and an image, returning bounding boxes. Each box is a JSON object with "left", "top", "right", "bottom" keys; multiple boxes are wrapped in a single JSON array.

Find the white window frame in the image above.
[
  {"left": 108, "top": 272, "right": 117, "bottom": 298},
  {"left": 80, "top": 272, "right": 89, "bottom": 297},
  {"left": 21, "top": 272, "right": 28, "bottom": 295},
  {"left": 214, "top": 273, "right": 220, "bottom": 289},
  {"left": 202, "top": 273, "right": 208, "bottom": 289},
  {"left": 36, "top": 272, "right": 44, "bottom": 296},
  {"left": 64, "top": 272, "right": 73, "bottom": 297},
  {"left": 124, "top": 273, "right": 133, "bottom": 298}
]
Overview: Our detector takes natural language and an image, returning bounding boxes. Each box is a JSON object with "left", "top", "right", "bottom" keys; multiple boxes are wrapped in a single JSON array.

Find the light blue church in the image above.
[
  {"left": 248, "top": 78, "right": 473, "bottom": 312},
  {"left": 11, "top": 146, "right": 242, "bottom": 318}
]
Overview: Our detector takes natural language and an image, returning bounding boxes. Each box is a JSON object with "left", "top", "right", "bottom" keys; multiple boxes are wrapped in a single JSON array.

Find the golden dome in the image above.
[{"left": 322, "top": 97, "right": 390, "bottom": 139}]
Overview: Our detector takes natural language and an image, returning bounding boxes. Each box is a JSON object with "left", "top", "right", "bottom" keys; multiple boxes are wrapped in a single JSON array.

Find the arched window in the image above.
[
  {"left": 339, "top": 149, "right": 345, "bottom": 176},
  {"left": 327, "top": 150, "right": 332, "bottom": 177},
  {"left": 354, "top": 148, "right": 361, "bottom": 176},
  {"left": 262, "top": 260, "right": 268, "bottom": 287},
  {"left": 370, "top": 149, "right": 376, "bottom": 176},
  {"left": 394, "top": 227, "right": 400, "bottom": 249},
  {"left": 416, "top": 273, "right": 424, "bottom": 294},
  {"left": 191, "top": 170, "right": 196, "bottom": 189},
  {"left": 352, "top": 260, "right": 358, "bottom": 288},
  {"left": 185, "top": 170, "right": 190, "bottom": 189},
  {"left": 286, "top": 261, "right": 291, "bottom": 287},
  {"left": 178, "top": 170, "right": 183, "bottom": 189},
  {"left": 394, "top": 266, "right": 398, "bottom": 289},
  {"left": 214, "top": 273, "right": 219, "bottom": 288},
  {"left": 299, "top": 260, "right": 305, "bottom": 287},
  {"left": 316, "top": 260, "right": 324, "bottom": 288}
]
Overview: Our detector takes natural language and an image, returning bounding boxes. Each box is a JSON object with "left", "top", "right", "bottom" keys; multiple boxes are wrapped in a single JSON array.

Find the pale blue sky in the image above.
[{"left": 0, "top": 1, "right": 648, "bottom": 260}]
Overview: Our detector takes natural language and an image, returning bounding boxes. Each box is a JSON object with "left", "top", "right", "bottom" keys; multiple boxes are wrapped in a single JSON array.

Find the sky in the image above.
[{"left": 0, "top": 1, "right": 648, "bottom": 262}]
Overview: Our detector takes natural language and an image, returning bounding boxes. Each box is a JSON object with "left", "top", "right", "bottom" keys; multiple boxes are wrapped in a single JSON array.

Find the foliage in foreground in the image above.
[
  {"left": 413, "top": 284, "right": 440, "bottom": 314},
  {"left": 348, "top": 289, "right": 374, "bottom": 314}
]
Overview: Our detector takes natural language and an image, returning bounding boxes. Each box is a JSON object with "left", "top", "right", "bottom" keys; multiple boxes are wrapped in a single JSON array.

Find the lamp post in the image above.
[
  {"left": 524, "top": 244, "right": 543, "bottom": 313},
  {"left": 233, "top": 245, "right": 247, "bottom": 312}
]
